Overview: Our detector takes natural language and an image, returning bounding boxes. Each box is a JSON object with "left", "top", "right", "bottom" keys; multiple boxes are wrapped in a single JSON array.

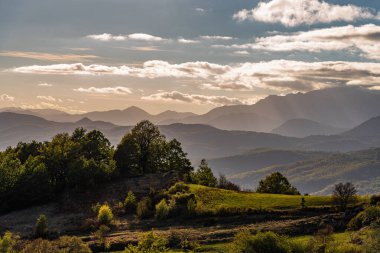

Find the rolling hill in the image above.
[{"left": 226, "top": 148, "right": 380, "bottom": 195}]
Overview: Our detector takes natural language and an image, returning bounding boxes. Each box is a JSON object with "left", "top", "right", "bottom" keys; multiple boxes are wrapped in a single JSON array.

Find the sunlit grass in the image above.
[{"left": 189, "top": 184, "right": 332, "bottom": 211}]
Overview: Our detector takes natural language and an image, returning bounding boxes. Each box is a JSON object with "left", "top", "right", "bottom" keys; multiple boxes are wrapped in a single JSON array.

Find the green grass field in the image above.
[{"left": 189, "top": 184, "right": 332, "bottom": 211}]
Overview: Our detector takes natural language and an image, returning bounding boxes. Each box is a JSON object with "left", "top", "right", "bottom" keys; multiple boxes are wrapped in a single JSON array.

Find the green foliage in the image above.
[
  {"left": 189, "top": 184, "right": 331, "bottom": 213},
  {"left": 0, "top": 231, "right": 18, "bottom": 253},
  {"left": 97, "top": 204, "right": 113, "bottom": 225},
  {"left": 155, "top": 199, "right": 171, "bottom": 220},
  {"left": 114, "top": 120, "right": 192, "bottom": 176},
  {"left": 370, "top": 195, "right": 380, "bottom": 206},
  {"left": 218, "top": 174, "right": 241, "bottom": 191},
  {"left": 365, "top": 228, "right": 380, "bottom": 253},
  {"left": 34, "top": 215, "right": 48, "bottom": 238},
  {"left": 20, "top": 236, "right": 91, "bottom": 253},
  {"left": 229, "top": 230, "right": 300, "bottom": 253},
  {"left": 191, "top": 159, "right": 217, "bottom": 187},
  {"left": 256, "top": 172, "right": 300, "bottom": 195},
  {"left": 167, "top": 182, "right": 189, "bottom": 195},
  {"left": 137, "top": 197, "right": 153, "bottom": 219},
  {"left": 0, "top": 128, "right": 116, "bottom": 212},
  {"left": 124, "top": 191, "right": 137, "bottom": 214},
  {"left": 332, "top": 182, "right": 358, "bottom": 211},
  {"left": 348, "top": 206, "right": 380, "bottom": 230},
  {"left": 124, "top": 231, "right": 168, "bottom": 253}
]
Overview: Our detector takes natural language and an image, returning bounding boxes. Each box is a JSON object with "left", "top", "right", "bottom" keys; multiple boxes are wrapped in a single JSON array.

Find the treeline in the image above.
[{"left": 0, "top": 121, "right": 192, "bottom": 212}]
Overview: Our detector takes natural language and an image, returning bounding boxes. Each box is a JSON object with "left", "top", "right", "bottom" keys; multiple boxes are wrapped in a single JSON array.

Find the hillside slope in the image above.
[{"left": 228, "top": 148, "right": 380, "bottom": 195}]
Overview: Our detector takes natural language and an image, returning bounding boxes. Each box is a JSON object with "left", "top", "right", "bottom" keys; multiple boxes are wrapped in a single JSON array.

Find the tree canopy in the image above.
[
  {"left": 256, "top": 172, "right": 300, "bottom": 195},
  {"left": 114, "top": 120, "right": 192, "bottom": 177}
]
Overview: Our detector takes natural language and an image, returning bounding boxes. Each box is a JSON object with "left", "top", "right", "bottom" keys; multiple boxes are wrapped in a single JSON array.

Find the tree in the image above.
[
  {"left": 256, "top": 172, "right": 300, "bottom": 195},
  {"left": 332, "top": 182, "right": 357, "bottom": 211},
  {"left": 218, "top": 174, "right": 241, "bottom": 191},
  {"left": 114, "top": 121, "right": 192, "bottom": 176},
  {"left": 191, "top": 159, "right": 217, "bottom": 187}
]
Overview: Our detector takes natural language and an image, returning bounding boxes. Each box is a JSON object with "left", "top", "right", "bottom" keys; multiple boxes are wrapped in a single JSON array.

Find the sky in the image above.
[{"left": 0, "top": 0, "right": 380, "bottom": 114}]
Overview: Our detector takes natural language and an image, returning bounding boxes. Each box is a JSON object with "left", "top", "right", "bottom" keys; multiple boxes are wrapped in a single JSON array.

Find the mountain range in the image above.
[{"left": 2, "top": 87, "right": 380, "bottom": 136}]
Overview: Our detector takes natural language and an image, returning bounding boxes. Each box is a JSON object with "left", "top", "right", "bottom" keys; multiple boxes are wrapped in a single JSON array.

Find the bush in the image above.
[
  {"left": 348, "top": 206, "right": 380, "bottom": 230},
  {"left": 187, "top": 199, "right": 197, "bottom": 215},
  {"left": 229, "top": 230, "right": 298, "bottom": 253},
  {"left": 20, "top": 239, "right": 57, "bottom": 253},
  {"left": 370, "top": 195, "right": 380, "bottom": 206},
  {"left": 124, "top": 191, "right": 137, "bottom": 214},
  {"left": 155, "top": 199, "right": 171, "bottom": 220},
  {"left": 167, "top": 182, "right": 189, "bottom": 195},
  {"left": 123, "top": 231, "right": 168, "bottom": 253},
  {"left": 34, "top": 215, "right": 48, "bottom": 238},
  {"left": 218, "top": 175, "right": 241, "bottom": 191},
  {"left": 137, "top": 197, "right": 153, "bottom": 219},
  {"left": 54, "top": 236, "right": 92, "bottom": 253},
  {"left": 97, "top": 204, "right": 113, "bottom": 225},
  {"left": 0, "top": 231, "right": 18, "bottom": 253}
]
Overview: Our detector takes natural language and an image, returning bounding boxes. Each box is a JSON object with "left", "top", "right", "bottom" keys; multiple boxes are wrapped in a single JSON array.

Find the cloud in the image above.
[
  {"left": 233, "top": 50, "right": 250, "bottom": 56},
  {"left": 0, "top": 94, "right": 15, "bottom": 101},
  {"left": 195, "top": 8, "right": 205, "bottom": 13},
  {"left": 227, "top": 24, "right": 380, "bottom": 60},
  {"left": 0, "top": 51, "right": 98, "bottom": 62},
  {"left": 74, "top": 86, "right": 132, "bottom": 95},
  {"left": 142, "top": 91, "right": 258, "bottom": 106},
  {"left": 87, "top": 33, "right": 165, "bottom": 42},
  {"left": 233, "top": 0, "right": 376, "bottom": 27},
  {"left": 200, "top": 35, "right": 235, "bottom": 40},
  {"left": 178, "top": 38, "right": 200, "bottom": 44},
  {"left": 37, "top": 96, "right": 63, "bottom": 103},
  {"left": 38, "top": 83, "right": 53, "bottom": 87},
  {"left": 11, "top": 60, "right": 380, "bottom": 93}
]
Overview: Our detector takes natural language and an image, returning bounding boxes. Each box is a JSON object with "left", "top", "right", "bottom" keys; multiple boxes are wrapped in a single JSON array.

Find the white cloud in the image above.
[
  {"left": 234, "top": 50, "right": 250, "bottom": 56},
  {"left": 0, "top": 51, "right": 98, "bottom": 62},
  {"left": 178, "top": 38, "right": 200, "bottom": 44},
  {"left": 38, "top": 83, "right": 53, "bottom": 87},
  {"left": 0, "top": 94, "right": 15, "bottom": 101},
  {"left": 87, "top": 33, "right": 165, "bottom": 42},
  {"left": 142, "top": 91, "right": 258, "bottom": 106},
  {"left": 37, "top": 95, "right": 63, "bottom": 103},
  {"left": 200, "top": 35, "right": 235, "bottom": 40},
  {"left": 21, "top": 102, "right": 86, "bottom": 114},
  {"left": 195, "top": 8, "right": 205, "bottom": 13},
  {"left": 11, "top": 60, "right": 380, "bottom": 93},
  {"left": 224, "top": 24, "right": 380, "bottom": 60},
  {"left": 74, "top": 86, "right": 132, "bottom": 95},
  {"left": 234, "top": 0, "right": 376, "bottom": 27}
]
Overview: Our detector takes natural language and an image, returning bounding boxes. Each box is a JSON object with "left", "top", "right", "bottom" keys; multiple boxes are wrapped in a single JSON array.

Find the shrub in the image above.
[
  {"left": 91, "top": 202, "right": 101, "bottom": 215},
  {"left": 0, "top": 231, "right": 18, "bottom": 253},
  {"left": 97, "top": 204, "right": 113, "bottom": 225},
  {"left": 218, "top": 175, "right": 241, "bottom": 191},
  {"left": 229, "top": 230, "right": 296, "bottom": 253},
  {"left": 94, "top": 225, "right": 111, "bottom": 251},
  {"left": 55, "top": 236, "right": 92, "bottom": 253},
  {"left": 137, "top": 197, "right": 153, "bottom": 219},
  {"left": 124, "top": 191, "right": 137, "bottom": 214},
  {"left": 348, "top": 206, "right": 380, "bottom": 230},
  {"left": 187, "top": 199, "right": 197, "bottom": 215},
  {"left": 155, "top": 199, "right": 171, "bottom": 220},
  {"left": 123, "top": 231, "right": 168, "bottom": 253},
  {"left": 20, "top": 239, "right": 57, "bottom": 253},
  {"left": 167, "top": 182, "right": 189, "bottom": 195},
  {"left": 34, "top": 215, "right": 48, "bottom": 238},
  {"left": 370, "top": 195, "right": 380, "bottom": 206}
]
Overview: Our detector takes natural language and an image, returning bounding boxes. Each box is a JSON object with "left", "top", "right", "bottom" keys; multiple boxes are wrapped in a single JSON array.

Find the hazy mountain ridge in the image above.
[
  {"left": 272, "top": 118, "right": 346, "bottom": 137},
  {"left": 3, "top": 87, "right": 380, "bottom": 134},
  {"left": 226, "top": 148, "right": 380, "bottom": 195}
]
